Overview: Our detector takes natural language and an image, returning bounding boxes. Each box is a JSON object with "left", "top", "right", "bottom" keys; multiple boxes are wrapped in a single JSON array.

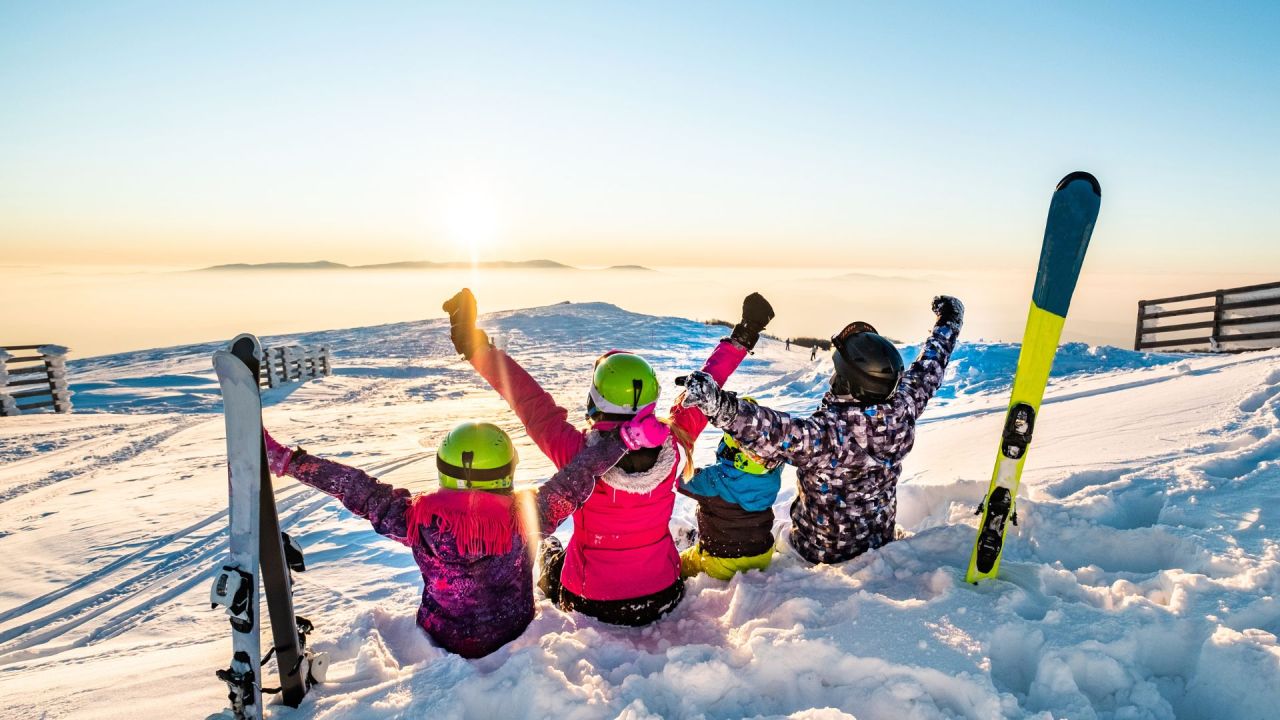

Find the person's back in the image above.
[
  {"left": 561, "top": 453, "right": 681, "bottom": 600},
  {"left": 678, "top": 401, "right": 785, "bottom": 580},
  {"left": 679, "top": 296, "right": 964, "bottom": 564},
  {"left": 406, "top": 490, "right": 533, "bottom": 658},
  {"left": 780, "top": 385, "right": 926, "bottom": 560}
]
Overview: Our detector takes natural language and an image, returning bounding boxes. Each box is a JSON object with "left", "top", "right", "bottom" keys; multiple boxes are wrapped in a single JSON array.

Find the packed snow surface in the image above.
[{"left": 2, "top": 302, "right": 1279, "bottom": 720}]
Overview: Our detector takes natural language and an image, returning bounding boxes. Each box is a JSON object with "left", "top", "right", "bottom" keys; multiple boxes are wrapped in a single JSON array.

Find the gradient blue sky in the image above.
[{"left": 1, "top": 1, "right": 1277, "bottom": 273}]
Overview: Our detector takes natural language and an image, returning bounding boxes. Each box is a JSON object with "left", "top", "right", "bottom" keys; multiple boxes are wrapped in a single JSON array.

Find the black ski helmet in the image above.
[{"left": 830, "top": 321, "right": 904, "bottom": 403}]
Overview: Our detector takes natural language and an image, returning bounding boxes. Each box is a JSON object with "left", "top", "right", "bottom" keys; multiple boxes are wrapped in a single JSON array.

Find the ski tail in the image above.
[{"left": 965, "top": 172, "right": 1101, "bottom": 584}]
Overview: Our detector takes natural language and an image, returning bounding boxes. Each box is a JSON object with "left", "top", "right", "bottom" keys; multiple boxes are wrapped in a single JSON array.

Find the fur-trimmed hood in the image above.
[{"left": 586, "top": 431, "right": 679, "bottom": 495}]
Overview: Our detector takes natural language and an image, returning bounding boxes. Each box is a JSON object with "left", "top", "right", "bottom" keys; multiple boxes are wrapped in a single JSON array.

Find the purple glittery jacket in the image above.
[{"left": 280, "top": 435, "right": 628, "bottom": 658}]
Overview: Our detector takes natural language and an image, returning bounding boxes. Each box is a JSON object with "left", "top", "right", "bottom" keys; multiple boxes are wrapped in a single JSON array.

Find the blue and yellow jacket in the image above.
[
  {"left": 678, "top": 456, "right": 784, "bottom": 558},
  {"left": 681, "top": 459, "right": 783, "bottom": 513}
]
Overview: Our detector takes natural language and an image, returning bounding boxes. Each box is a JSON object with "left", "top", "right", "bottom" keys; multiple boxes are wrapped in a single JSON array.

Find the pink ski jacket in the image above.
[{"left": 469, "top": 339, "right": 747, "bottom": 600}]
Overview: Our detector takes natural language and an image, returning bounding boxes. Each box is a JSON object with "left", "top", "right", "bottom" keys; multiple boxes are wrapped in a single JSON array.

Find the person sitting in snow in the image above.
[
  {"left": 443, "top": 288, "right": 774, "bottom": 626},
  {"left": 678, "top": 396, "right": 786, "bottom": 580},
  {"left": 261, "top": 412, "right": 669, "bottom": 658},
  {"left": 676, "top": 296, "right": 964, "bottom": 565}
]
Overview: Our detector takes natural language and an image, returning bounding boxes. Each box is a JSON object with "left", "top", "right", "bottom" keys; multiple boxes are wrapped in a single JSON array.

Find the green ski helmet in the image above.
[
  {"left": 586, "top": 351, "right": 660, "bottom": 421},
  {"left": 436, "top": 422, "right": 518, "bottom": 491},
  {"left": 715, "top": 397, "right": 779, "bottom": 475}
]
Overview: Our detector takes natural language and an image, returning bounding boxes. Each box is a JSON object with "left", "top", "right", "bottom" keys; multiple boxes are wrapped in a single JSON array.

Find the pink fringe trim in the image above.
[{"left": 405, "top": 488, "right": 517, "bottom": 556}]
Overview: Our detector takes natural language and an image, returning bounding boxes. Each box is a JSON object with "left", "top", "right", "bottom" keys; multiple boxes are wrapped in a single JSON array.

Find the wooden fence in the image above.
[
  {"left": 1135, "top": 280, "right": 1280, "bottom": 353},
  {"left": 0, "top": 345, "right": 72, "bottom": 416},
  {"left": 260, "top": 344, "right": 332, "bottom": 388}
]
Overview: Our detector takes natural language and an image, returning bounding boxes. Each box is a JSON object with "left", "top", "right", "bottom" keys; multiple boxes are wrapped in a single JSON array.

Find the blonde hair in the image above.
[{"left": 664, "top": 418, "right": 697, "bottom": 480}]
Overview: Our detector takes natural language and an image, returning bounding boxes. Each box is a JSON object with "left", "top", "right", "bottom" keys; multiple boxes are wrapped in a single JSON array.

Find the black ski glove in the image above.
[
  {"left": 932, "top": 295, "right": 964, "bottom": 327},
  {"left": 442, "top": 288, "right": 491, "bottom": 359},
  {"left": 731, "top": 292, "right": 775, "bottom": 351},
  {"left": 677, "top": 371, "right": 739, "bottom": 424}
]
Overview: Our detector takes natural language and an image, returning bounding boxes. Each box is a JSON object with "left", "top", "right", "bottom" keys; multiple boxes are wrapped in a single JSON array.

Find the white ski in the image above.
[{"left": 211, "top": 336, "right": 267, "bottom": 719}]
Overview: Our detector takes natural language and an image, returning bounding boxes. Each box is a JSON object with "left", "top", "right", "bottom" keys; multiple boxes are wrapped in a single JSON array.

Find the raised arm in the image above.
[
  {"left": 668, "top": 339, "right": 749, "bottom": 438},
  {"left": 684, "top": 379, "right": 835, "bottom": 466},
  {"left": 469, "top": 346, "right": 585, "bottom": 469},
  {"left": 265, "top": 430, "right": 410, "bottom": 540},
  {"left": 444, "top": 289, "right": 585, "bottom": 469},
  {"left": 897, "top": 296, "right": 964, "bottom": 419},
  {"left": 529, "top": 433, "right": 626, "bottom": 533},
  {"left": 669, "top": 292, "right": 773, "bottom": 438}
]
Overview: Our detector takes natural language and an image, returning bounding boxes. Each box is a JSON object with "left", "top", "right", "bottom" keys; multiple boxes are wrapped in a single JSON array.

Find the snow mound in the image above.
[
  {"left": 918, "top": 342, "right": 1192, "bottom": 399},
  {"left": 2, "top": 303, "right": 1279, "bottom": 719}
]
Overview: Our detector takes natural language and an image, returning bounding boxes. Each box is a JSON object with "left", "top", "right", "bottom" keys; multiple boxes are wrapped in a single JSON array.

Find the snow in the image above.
[
  {"left": 2, "top": 302, "right": 1279, "bottom": 719},
  {"left": 1224, "top": 287, "right": 1280, "bottom": 305}
]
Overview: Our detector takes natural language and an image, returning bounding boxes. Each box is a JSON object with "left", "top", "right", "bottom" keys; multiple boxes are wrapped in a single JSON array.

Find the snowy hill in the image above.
[{"left": 1, "top": 303, "right": 1278, "bottom": 720}]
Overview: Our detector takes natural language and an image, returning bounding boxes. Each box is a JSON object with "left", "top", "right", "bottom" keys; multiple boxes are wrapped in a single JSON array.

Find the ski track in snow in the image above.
[
  {"left": 0, "top": 416, "right": 206, "bottom": 505},
  {"left": 0, "top": 449, "right": 430, "bottom": 668},
  {"left": 1, "top": 302, "right": 1279, "bottom": 720}
]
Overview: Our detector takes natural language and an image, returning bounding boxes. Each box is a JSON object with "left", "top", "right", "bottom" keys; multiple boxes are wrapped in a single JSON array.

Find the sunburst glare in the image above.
[{"left": 442, "top": 185, "right": 502, "bottom": 268}]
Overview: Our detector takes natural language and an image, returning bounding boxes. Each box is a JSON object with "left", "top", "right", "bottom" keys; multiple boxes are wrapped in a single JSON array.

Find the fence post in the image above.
[
  {"left": 40, "top": 345, "right": 72, "bottom": 413},
  {"left": 279, "top": 346, "right": 291, "bottom": 383},
  {"left": 267, "top": 347, "right": 282, "bottom": 388},
  {"left": 1134, "top": 301, "right": 1147, "bottom": 351},
  {"left": 287, "top": 346, "right": 301, "bottom": 382},
  {"left": 0, "top": 348, "right": 14, "bottom": 417},
  {"left": 1210, "top": 290, "right": 1225, "bottom": 353},
  {"left": 321, "top": 346, "right": 332, "bottom": 376}
]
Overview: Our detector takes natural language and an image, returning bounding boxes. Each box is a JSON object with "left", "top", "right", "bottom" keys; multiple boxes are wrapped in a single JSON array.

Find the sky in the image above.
[{"left": 1, "top": 1, "right": 1278, "bottom": 275}]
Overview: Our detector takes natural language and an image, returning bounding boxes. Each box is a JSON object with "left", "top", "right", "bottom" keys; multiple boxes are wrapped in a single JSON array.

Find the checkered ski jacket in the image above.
[{"left": 710, "top": 317, "right": 961, "bottom": 564}]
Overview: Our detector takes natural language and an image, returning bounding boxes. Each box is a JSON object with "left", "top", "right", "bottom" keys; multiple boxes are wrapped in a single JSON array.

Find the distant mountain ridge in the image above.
[
  {"left": 201, "top": 261, "right": 350, "bottom": 271},
  {"left": 196, "top": 259, "right": 652, "bottom": 272}
]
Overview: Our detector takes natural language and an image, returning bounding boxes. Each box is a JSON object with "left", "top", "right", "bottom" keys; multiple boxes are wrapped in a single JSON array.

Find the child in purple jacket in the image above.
[{"left": 263, "top": 408, "right": 668, "bottom": 658}]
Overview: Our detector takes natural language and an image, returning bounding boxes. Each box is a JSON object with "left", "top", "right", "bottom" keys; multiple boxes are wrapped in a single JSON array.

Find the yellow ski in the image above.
[{"left": 966, "top": 171, "right": 1101, "bottom": 584}]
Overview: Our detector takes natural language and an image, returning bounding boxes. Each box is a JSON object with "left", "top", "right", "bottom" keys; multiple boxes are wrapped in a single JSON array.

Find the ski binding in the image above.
[{"left": 210, "top": 565, "right": 255, "bottom": 633}]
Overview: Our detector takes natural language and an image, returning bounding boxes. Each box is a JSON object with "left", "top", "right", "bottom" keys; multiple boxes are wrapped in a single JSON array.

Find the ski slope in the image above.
[{"left": 1, "top": 302, "right": 1278, "bottom": 720}]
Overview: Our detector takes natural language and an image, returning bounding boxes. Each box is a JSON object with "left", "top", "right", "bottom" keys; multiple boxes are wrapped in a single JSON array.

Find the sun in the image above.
[{"left": 442, "top": 187, "right": 501, "bottom": 266}]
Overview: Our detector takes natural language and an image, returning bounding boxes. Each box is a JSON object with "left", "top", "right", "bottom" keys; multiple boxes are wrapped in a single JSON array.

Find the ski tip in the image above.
[
  {"left": 229, "top": 334, "right": 262, "bottom": 363},
  {"left": 1056, "top": 171, "right": 1101, "bottom": 197}
]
